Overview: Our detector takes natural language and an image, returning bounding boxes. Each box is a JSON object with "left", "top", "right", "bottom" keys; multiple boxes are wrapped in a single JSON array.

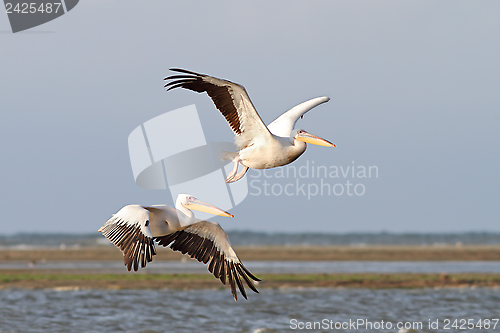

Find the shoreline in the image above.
[
  {"left": 1, "top": 245, "right": 500, "bottom": 262},
  {"left": 1, "top": 271, "right": 500, "bottom": 290},
  {"left": 2, "top": 245, "right": 500, "bottom": 291}
]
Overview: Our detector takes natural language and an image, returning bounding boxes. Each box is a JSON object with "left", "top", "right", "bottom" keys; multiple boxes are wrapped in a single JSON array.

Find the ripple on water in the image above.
[{"left": 0, "top": 288, "right": 499, "bottom": 333}]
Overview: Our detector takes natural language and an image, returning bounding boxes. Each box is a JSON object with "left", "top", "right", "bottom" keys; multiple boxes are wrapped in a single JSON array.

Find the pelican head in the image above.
[
  {"left": 293, "top": 129, "right": 335, "bottom": 147},
  {"left": 177, "top": 194, "right": 234, "bottom": 217}
]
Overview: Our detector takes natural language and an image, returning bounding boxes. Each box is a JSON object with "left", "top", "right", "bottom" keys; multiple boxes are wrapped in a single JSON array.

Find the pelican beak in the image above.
[
  {"left": 296, "top": 131, "right": 335, "bottom": 147},
  {"left": 185, "top": 199, "right": 234, "bottom": 218}
]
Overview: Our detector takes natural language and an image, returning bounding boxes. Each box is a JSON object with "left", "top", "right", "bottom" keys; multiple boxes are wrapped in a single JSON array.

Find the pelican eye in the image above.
[{"left": 145, "top": 220, "right": 149, "bottom": 227}]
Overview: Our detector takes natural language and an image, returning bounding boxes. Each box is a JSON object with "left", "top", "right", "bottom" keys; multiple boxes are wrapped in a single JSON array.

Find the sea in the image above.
[
  {"left": 1, "top": 288, "right": 499, "bottom": 333},
  {"left": 1, "top": 232, "right": 499, "bottom": 333}
]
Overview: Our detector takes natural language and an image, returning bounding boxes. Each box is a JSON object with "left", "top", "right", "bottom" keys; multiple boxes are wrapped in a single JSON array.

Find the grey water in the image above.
[
  {"left": 2, "top": 260, "right": 500, "bottom": 274},
  {"left": 1, "top": 288, "right": 499, "bottom": 333},
  {"left": 2, "top": 233, "right": 499, "bottom": 333}
]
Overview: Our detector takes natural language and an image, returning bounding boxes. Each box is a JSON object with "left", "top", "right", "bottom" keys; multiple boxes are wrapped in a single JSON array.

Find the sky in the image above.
[{"left": 1, "top": 1, "right": 499, "bottom": 234}]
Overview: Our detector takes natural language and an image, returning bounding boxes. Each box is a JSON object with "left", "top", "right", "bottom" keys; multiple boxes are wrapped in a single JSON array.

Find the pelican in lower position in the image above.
[
  {"left": 98, "top": 194, "right": 259, "bottom": 301},
  {"left": 164, "top": 68, "right": 336, "bottom": 183}
]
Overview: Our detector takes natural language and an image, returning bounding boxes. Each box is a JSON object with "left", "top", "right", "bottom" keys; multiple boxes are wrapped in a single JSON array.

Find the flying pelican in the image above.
[
  {"left": 164, "top": 68, "right": 335, "bottom": 183},
  {"left": 98, "top": 194, "right": 259, "bottom": 301}
]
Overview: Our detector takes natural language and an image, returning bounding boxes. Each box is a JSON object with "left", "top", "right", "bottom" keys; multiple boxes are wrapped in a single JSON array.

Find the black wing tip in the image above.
[
  {"left": 240, "top": 263, "right": 261, "bottom": 282},
  {"left": 125, "top": 259, "right": 137, "bottom": 272},
  {"left": 222, "top": 261, "right": 260, "bottom": 300},
  {"left": 235, "top": 264, "right": 259, "bottom": 294},
  {"left": 163, "top": 83, "right": 180, "bottom": 91},
  {"left": 166, "top": 230, "right": 258, "bottom": 300},
  {"left": 169, "top": 68, "right": 204, "bottom": 76},
  {"left": 230, "top": 262, "right": 247, "bottom": 300},
  {"left": 163, "top": 75, "right": 203, "bottom": 92},
  {"left": 164, "top": 74, "right": 197, "bottom": 81}
]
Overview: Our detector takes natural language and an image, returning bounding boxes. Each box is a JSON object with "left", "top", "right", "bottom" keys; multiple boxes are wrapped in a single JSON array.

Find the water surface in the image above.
[
  {"left": 2, "top": 260, "right": 500, "bottom": 274},
  {"left": 1, "top": 288, "right": 499, "bottom": 333}
]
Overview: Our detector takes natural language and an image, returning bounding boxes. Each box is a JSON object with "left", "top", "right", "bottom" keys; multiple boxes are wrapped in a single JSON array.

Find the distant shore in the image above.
[
  {"left": 2, "top": 245, "right": 500, "bottom": 291},
  {"left": 1, "top": 245, "right": 500, "bottom": 262},
  {"left": 1, "top": 271, "right": 500, "bottom": 290}
]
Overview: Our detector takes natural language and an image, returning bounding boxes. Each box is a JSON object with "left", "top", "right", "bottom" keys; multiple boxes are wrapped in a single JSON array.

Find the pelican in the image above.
[
  {"left": 98, "top": 194, "right": 259, "bottom": 301},
  {"left": 164, "top": 68, "right": 335, "bottom": 183}
]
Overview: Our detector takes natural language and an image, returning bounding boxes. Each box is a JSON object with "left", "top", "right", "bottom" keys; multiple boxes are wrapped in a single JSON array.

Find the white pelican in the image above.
[
  {"left": 98, "top": 194, "right": 259, "bottom": 300},
  {"left": 164, "top": 68, "right": 335, "bottom": 183}
]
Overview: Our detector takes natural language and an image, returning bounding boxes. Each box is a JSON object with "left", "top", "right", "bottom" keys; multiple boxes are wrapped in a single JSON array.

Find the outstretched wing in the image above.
[
  {"left": 267, "top": 96, "right": 330, "bottom": 137},
  {"left": 98, "top": 205, "right": 157, "bottom": 272},
  {"left": 155, "top": 220, "right": 260, "bottom": 301},
  {"left": 164, "top": 68, "right": 272, "bottom": 149}
]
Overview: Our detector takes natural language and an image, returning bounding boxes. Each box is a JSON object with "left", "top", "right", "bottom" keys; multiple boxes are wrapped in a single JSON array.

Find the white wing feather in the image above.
[
  {"left": 99, "top": 205, "right": 156, "bottom": 271},
  {"left": 267, "top": 96, "right": 330, "bottom": 137}
]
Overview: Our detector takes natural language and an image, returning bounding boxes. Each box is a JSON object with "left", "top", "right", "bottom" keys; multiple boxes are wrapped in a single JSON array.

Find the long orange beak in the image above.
[
  {"left": 185, "top": 198, "right": 234, "bottom": 217},
  {"left": 296, "top": 131, "right": 335, "bottom": 147}
]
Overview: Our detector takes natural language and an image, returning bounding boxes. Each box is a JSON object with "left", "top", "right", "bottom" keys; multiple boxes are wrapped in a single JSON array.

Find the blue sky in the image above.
[{"left": 1, "top": 1, "right": 499, "bottom": 234}]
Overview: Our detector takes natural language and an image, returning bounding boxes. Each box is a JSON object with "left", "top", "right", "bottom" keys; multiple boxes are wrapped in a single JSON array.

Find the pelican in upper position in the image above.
[
  {"left": 98, "top": 194, "right": 259, "bottom": 301},
  {"left": 164, "top": 68, "right": 335, "bottom": 183}
]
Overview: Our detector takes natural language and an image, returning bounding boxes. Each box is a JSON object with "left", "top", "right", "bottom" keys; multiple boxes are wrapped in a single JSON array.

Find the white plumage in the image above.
[
  {"left": 98, "top": 194, "right": 259, "bottom": 301},
  {"left": 164, "top": 69, "right": 335, "bottom": 183}
]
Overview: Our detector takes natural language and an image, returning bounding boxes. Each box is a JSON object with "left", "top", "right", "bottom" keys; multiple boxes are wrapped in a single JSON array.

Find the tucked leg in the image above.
[
  {"left": 227, "top": 166, "right": 249, "bottom": 183},
  {"left": 225, "top": 159, "right": 241, "bottom": 183}
]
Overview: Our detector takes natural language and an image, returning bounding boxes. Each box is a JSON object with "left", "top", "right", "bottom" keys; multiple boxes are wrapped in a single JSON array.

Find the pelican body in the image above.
[
  {"left": 164, "top": 68, "right": 335, "bottom": 183},
  {"left": 98, "top": 194, "right": 259, "bottom": 301}
]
